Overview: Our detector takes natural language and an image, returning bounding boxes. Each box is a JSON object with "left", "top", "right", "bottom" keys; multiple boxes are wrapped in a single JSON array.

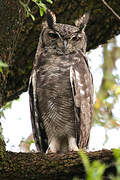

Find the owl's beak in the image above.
[{"left": 63, "top": 40, "right": 68, "bottom": 52}]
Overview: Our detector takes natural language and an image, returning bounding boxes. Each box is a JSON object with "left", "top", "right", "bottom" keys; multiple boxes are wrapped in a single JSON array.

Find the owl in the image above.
[{"left": 28, "top": 10, "right": 94, "bottom": 153}]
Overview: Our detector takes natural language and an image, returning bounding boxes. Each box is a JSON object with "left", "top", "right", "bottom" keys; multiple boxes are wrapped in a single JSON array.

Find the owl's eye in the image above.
[
  {"left": 48, "top": 32, "right": 59, "bottom": 39},
  {"left": 72, "top": 36, "right": 79, "bottom": 41}
]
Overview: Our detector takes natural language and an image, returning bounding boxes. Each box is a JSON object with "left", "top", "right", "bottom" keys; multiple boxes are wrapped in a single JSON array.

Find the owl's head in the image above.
[{"left": 40, "top": 10, "right": 89, "bottom": 55}]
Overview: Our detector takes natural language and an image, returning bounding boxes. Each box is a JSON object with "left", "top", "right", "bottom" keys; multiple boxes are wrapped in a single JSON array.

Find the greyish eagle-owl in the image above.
[{"left": 28, "top": 10, "right": 94, "bottom": 153}]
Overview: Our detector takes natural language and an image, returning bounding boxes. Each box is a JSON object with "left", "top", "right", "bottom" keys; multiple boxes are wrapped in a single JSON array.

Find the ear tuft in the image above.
[
  {"left": 46, "top": 9, "right": 56, "bottom": 29},
  {"left": 75, "top": 12, "right": 90, "bottom": 31}
]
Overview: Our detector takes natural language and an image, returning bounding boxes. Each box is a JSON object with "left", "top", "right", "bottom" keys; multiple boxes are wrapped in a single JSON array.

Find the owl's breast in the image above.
[
  {"left": 36, "top": 53, "right": 76, "bottom": 139},
  {"left": 36, "top": 52, "right": 81, "bottom": 89}
]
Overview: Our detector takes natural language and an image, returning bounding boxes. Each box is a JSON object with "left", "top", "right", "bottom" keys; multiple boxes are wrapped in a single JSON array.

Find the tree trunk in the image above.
[
  {"left": 0, "top": 149, "right": 116, "bottom": 180},
  {"left": 0, "top": 0, "right": 120, "bottom": 107}
]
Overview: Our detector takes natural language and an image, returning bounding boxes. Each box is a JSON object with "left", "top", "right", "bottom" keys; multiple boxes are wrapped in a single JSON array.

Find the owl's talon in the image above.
[{"left": 46, "top": 148, "right": 55, "bottom": 154}]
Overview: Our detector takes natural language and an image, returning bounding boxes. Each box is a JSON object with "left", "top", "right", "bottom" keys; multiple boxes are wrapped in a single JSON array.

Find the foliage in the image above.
[
  {"left": 0, "top": 123, "right": 4, "bottom": 140},
  {"left": 19, "top": 134, "right": 34, "bottom": 152},
  {"left": 0, "top": 60, "right": 8, "bottom": 73},
  {"left": 19, "top": 0, "right": 53, "bottom": 21},
  {"left": 74, "top": 149, "right": 120, "bottom": 180},
  {"left": 0, "top": 101, "right": 13, "bottom": 119},
  {"left": 112, "top": 149, "right": 120, "bottom": 179},
  {"left": 94, "top": 37, "right": 120, "bottom": 129},
  {"left": 79, "top": 149, "right": 106, "bottom": 180}
]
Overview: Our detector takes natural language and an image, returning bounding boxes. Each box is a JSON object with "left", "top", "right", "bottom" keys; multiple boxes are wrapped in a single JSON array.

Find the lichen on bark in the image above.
[
  {"left": 0, "top": 149, "right": 116, "bottom": 180},
  {"left": 0, "top": 130, "right": 7, "bottom": 173}
]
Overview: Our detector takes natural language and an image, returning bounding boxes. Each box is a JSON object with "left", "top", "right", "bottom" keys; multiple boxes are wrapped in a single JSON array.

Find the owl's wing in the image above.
[
  {"left": 70, "top": 51, "right": 94, "bottom": 148},
  {"left": 28, "top": 69, "right": 48, "bottom": 152}
]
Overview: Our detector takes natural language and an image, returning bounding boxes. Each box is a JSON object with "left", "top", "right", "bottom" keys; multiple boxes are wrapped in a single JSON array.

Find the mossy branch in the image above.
[{"left": 0, "top": 149, "right": 116, "bottom": 180}]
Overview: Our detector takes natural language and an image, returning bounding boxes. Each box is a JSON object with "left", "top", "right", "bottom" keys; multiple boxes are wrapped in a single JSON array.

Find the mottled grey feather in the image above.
[{"left": 28, "top": 10, "right": 94, "bottom": 153}]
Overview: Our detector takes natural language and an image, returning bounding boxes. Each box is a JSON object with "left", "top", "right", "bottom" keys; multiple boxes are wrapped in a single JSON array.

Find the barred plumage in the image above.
[{"left": 28, "top": 10, "right": 94, "bottom": 153}]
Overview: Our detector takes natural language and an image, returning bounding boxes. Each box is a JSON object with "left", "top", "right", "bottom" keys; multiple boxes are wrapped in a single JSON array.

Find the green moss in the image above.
[{"left": 0, "top": 138, "right": 6, "bottom": 159}]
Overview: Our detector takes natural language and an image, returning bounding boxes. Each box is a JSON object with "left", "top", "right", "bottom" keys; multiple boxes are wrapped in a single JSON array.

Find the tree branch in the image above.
[
  {"left": 101, "top": 0, "right": 120, "bottom": 21},
  {"left": 0, "top": 149, "right": 116, "bottom": 180}
]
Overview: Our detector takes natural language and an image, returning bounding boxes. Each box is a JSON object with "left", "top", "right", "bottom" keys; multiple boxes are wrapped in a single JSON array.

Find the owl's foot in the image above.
[
  {"left": 46, "top": 147, "right": 56, "bottom": 154},
  {"left": 68, "top": 136, "right": 79, "bottom": 152},
  {"left": 46, "top": 137, "right": 60, "bottom": 154},
  {"left": 46, "top": 136, "right": 79, "bottom": 153}
]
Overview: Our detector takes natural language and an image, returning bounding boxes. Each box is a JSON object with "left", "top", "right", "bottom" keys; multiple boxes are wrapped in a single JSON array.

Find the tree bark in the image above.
[
  {"left": 0, "top": 149, "right": 116, "bottom": 180},
  {"left": 0, "top": 0, "right": 120, "bottom": 107}
]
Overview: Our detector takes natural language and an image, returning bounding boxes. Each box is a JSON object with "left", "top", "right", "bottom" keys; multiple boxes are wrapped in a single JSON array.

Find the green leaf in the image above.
[
  {"left": 39, "top": 1, "right": 46, "bottom": 10},
  {"left": 79, "top": 149, "right": 90, "bottom": 171},
  {"left": 40, "top": 8, "right": 44, "bottom": 16},
  {"left": 19, "top": 0, "right": 27, "bottom": 8},
  {"left": 113, "top": 149, "right": 120, "bottom": 160},
  {"left": 19, "top": 0, "right": 49, "bottom": 20},
  {"left": 88, "top": 161, "right": 106, "bottom": 180},
  {"left": 79, "top": 149, "right": 106, "bottom": 180},
  {"left": 46, "top": 0, "right": 53, "bottom": 4},
  {"left": 0, "top": 61, "right": 8, "bottom": 68},
  {"left": 30, "top": 13, "right": 35, "bottom": 21},
  {"left": 113, "top": 149, "right": 120, "bottom": 175},
  {"left": 0, "top": 61, "right": 8, "bottom": 72}
]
